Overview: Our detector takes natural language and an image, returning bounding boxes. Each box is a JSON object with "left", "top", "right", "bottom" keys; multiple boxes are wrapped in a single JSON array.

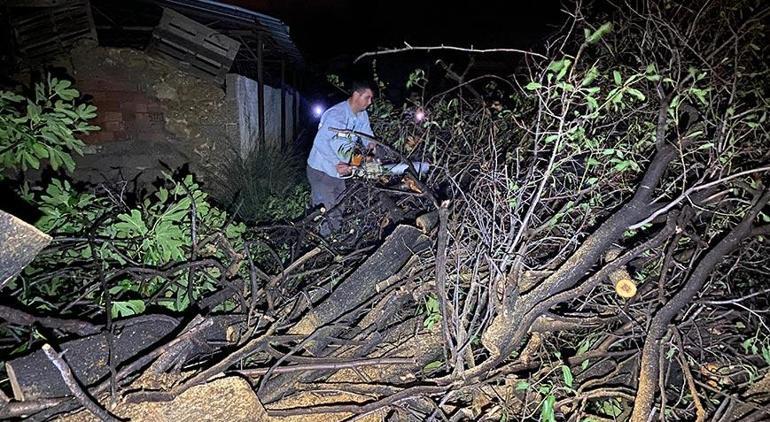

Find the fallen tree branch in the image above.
[
  {"left": 630, "top": 189, "right": 770, "bottom": 421},
  {"left": 234, "top": 357, "right": 414, "bottom": 377},
  {"left": 0, "top": 304, "right": 101, "bottom": 336},
  {"left": 266, "top": 384, "right": 451, "bottom": 417}
]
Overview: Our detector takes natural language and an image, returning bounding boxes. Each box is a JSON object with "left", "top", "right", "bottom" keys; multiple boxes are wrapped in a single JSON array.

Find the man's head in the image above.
[{"left": 349, "top": 80, "right": 374, "bottom": 113}]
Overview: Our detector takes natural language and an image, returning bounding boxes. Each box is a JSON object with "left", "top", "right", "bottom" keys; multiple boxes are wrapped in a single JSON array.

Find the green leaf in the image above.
[
  {"left": 581, "top": 66, "right": 599, "bottom": 87},
  {"left": 540, "top": 395, "right": 556, "bottom": 422},
  {"left": 586, "top": 22, "right": 612, "bottom": 44},
  {"left": 626, "top": 88, "right": 646, "bottom": 101},
  {"left": 742, "top": 338, "right": 754, "bottom": 354},
  {"left": 585, "top": 96, "right": 599, "bottom": 111},
  {"left": 423, "top": 360, "right": 443, "bottom": 371},
  {"left": 561, "top": 365, "right": 574, "bottom": 387},
  {"left": 115, "top": 209, "right": 149, "bottom": 236},
  {"left": 111, "top": 300, "right": 146, "bottom": 318},
  {"left": 515, "top": 380, "right": 530, "bottom": 391},
  {"left": 547, "top": 58, "right": 572, "bottom": 81},
  {"left": 613, "top": 70, "right": 622, "bottom": 86},
  {"left": 557, "top": 59, "right": 572, "bottom": 81},
  {"left": 600, "top": 399, "right": 623, "bottom": 417},
  {"left": 31, "top": 143, "right": 49, "bottom": 158},
  {"left": 614, "top": 160, "right": 632, "bottom": 171},
  {"left": 57, "top": 88, "right": 80, "bottom": 101},
  {"left": 526, "top": 81, "right": 543, "bottom": 90}
]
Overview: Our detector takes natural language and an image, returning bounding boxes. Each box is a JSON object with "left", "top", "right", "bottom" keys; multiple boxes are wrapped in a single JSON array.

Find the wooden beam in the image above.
[
  {"left": 292, "top": 70, "right": 299, "bottom": 144},
  {"left": 280, "top": 59, "right": 286, "bottom": 150},
  {"left": 256, "top": 32, "right": 265, "bottom": 150}
]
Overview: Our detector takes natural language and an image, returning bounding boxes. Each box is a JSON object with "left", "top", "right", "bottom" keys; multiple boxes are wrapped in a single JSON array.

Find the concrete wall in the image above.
[{"left": 226, "top": 73, "right": 298, "bottom": 157}]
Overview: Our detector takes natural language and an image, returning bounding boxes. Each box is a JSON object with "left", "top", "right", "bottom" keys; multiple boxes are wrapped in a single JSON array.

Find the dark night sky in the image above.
[
  {"left": 222, "top": 1, "right": 567, "bottom": 104},
  {"left": 228, "top": 1, "right": 565, "bottom": 65}
]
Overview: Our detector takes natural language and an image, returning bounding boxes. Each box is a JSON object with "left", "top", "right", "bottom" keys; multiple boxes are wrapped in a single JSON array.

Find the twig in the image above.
[
  {"left": 673, "top": 330, "right": 707, "bottom": 422},
  {"left": 0, "top": 398, "right": 67, "bottom": 419},
  {"left": 434, "top": 200, "right": 455, "bottom": 373},
  {"left": 41, "top": 344, "right": 122, "bottom": 422},
  {"left": 628, "top": 165, "right": 770, "bottom": 230},
  {"left": 354, "top": 42, "right": 547, "bottom": 62},
  {"left": 93, "top": 236, "right": 119, "bottom": 407},
  {"left": 174, "top": 321, "right": 279, "bottom": 395},
  {"left": 266, "top": 384, "right": 450, "bottom": 417},
  {"left": 233, "top": 357, "right": 414, "bottom": 377}
]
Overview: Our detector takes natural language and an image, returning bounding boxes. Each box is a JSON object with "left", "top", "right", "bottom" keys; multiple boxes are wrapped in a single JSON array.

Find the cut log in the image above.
[
  {"left": 415, "top": 210, "right": 439, "bottom": 233},
  {"left": 258, "top": 225, "right": 430, "bottom": 403},
  {"left": 0, "top": 209, "right": 51, "bottom": 287},
  {"left": 6, "top": 316, "right": 179, "bottom": 401},
  {"left": 5, "top": 314, "right": 244, "bottom": 401},
  {"left": 287, "top": 224, "right": 430, "bottom": 354}
]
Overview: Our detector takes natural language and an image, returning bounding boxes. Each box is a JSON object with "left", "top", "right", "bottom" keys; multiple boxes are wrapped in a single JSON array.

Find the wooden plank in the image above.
[
  {"left": 7, "top": 0, "right": 74, "bottom": 7},
  {"left": 152, "top": 30, "right": 233, "bottom": 67},
  {"left": 148, "top": 8, "right": 241, "bottom": 84},
  {"left": 257, "top": 32, "right": 265, "bottom": 149},
  {"left": 9, "top": 0, "right": 96, "bottom": 60},
  {"left": 280, "top": 59, "right": 286, "bottom": 149},
  {"left": 152, "top": 34, "right": 234, "bottom": 69},
  {"left": 156, "top": 8, "right": 239, "bottom": 60},
  {"left": 20, "top": 27, "right": 91, "bottom": 51}
]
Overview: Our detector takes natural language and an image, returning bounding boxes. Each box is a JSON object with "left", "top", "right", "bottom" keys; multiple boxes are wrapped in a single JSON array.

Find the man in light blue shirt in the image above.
[{"left": 307, "top": 81, "right": 376, "bottom": 237}]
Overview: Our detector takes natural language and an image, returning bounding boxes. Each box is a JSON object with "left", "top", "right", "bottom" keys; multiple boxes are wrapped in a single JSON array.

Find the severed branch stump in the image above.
[{"left": 0, "top": 209, "right": 51, "bottom": 287}]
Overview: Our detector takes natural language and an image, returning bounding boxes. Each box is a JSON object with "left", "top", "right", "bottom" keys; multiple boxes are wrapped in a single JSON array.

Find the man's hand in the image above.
[{"left": 336, "top": 162, "right": 352, "bottom": 176}]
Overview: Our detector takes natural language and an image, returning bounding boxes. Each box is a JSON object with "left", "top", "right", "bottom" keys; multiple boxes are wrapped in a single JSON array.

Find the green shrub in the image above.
[
  {"left": 207, "top": 144, "right": 309, "bottom": 223},
  {"left": 0, "top": 75, "right": 98, "bottom": 175}
]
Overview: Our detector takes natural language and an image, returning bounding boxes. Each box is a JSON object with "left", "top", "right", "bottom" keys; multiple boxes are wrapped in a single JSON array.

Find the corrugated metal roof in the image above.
[{"left": 151, "top": 0, "right": 304, "bottom": 66}]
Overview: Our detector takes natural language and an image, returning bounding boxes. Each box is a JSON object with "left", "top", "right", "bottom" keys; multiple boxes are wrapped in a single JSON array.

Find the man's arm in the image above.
[{"left": 321, "top": 109, "right": 355, "bottom": 163}]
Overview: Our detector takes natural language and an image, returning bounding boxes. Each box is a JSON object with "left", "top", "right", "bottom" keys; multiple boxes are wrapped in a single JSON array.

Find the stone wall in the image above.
[
  {"left": 31, "top": 42, "right": 301, "bottom": 186},
  {"left": 77, "top": 77, "right": 167, "bottom": 144}
]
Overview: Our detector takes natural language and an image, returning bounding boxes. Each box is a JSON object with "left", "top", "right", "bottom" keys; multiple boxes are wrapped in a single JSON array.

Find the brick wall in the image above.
[{"left": 77, "top": 76, "right": 168, "bottom": 144}]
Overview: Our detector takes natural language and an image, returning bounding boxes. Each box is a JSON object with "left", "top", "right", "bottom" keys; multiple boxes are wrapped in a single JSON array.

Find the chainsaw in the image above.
[
  {"left": 329, "top": 127, "right": 431, "bottom": 180},
  {"left": 347, "top": 158, "right": 430, "bottom": 179}
]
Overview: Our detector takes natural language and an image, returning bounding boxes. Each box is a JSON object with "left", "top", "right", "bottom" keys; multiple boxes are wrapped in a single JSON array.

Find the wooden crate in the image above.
[
  {"left": 8, "top": 0, "right": 97, "bottom": 62},
  {"left": 148, "top": 8, "right": 241, "bottom": 85}
]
